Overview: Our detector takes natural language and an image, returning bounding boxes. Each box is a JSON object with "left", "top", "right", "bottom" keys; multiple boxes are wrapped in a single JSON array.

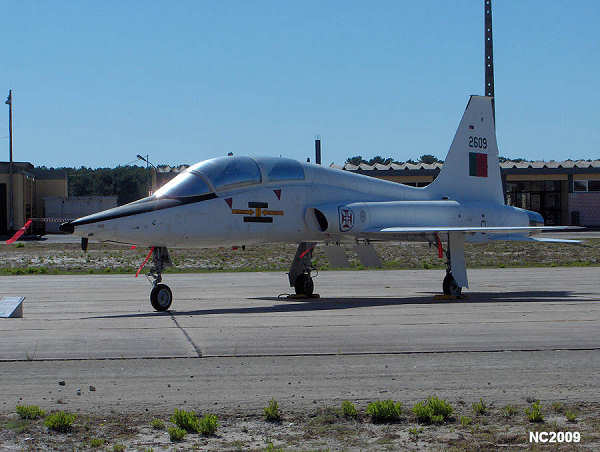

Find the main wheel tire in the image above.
[
  {"left": 151, "top": 284, "right": 173, "bottom": 311},
  {"left": 294, "top": 273, "right": 314, "bottom": 296},
  {"left": 443, "top": 273, "right": 462, "bottom": 296}
]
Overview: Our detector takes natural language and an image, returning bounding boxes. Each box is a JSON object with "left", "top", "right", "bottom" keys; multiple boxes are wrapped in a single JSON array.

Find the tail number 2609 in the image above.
[{"left": 468, "top": 136, "right": 487, "bottom": 149}]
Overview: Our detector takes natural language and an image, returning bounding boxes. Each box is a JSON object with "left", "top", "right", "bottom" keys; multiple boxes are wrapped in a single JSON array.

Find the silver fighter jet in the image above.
[{"left": 60, "top": 96, "right": 577, "bottom": 311}]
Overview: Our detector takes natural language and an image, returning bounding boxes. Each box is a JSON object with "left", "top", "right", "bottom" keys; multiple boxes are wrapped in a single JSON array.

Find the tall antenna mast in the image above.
[{"left": 484, "top": 0, "right": 495, "bottom": 118}]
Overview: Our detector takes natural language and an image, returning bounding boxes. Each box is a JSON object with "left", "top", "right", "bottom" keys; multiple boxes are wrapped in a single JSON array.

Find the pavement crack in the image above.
[{"left": 169, "top": 313, "right": 202, "bottom": 357}]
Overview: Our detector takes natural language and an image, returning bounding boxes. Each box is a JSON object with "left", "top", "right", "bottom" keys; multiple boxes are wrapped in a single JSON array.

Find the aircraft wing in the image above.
[
  {"left": 361, "top": 226, "right": 583, "bottom": 244},
  {"left": 369, "top": 226, "right": 581, "bottom": 234}
]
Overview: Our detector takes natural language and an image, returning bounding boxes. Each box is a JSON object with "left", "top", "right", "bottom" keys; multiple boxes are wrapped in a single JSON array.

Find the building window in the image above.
[
  {"left": 589, "top": 180, "right": 600, "bottom": 191},
  {"left": 574, "top": 179, "right": 600, "bottom": 192},
  {"left": 574, "top": 180, "right": 587, "bottom": 191}
]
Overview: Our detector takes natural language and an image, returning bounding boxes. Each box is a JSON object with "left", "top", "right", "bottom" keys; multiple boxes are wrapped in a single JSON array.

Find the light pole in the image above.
[
  {"left": 5, "top": 90, "right": 14, "bottom": 232},
  {"left": 136, "top": 154, "right": 157, "bottom": 195}
]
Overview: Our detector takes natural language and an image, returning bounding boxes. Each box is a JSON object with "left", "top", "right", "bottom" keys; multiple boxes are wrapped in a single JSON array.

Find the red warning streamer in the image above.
[
  {"left": 6, "top": 220, "right": 33, "bottom": 244},
  {"left": 299, "top": 244, "right": 315, "bottom": 259},
  {"left": 435, "top": 233, "right": 443, "bottom": 259},
  {"left": 135, "top": 247, "right": 155, "bottom": 277}
]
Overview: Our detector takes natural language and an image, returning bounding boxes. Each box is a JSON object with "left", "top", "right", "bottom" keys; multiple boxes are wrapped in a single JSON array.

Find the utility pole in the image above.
[
  {"left": 484, "top": 0, "right": 495, "bottom": 118},
  {"left": 315, "top": 136, "right": 321, "bottom": 165},
  {"left": 5, "top": 90, "right": 14, "bottom": 232},
  {"left": 137, "top": 154, "right": 154, "bottom": 195}
]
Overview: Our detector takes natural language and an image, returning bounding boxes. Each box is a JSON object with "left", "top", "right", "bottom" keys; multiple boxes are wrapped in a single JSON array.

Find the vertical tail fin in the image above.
[{"left": 426, "top": 96, "right": 503, "bottom": 204}]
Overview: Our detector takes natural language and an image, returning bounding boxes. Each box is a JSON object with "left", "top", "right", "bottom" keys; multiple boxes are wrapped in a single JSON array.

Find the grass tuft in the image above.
[
  {"left": 168, "top": 426, "right": 186, "bottom": 442},
  {"left": 89, "top": 438, "right": 105, "bottom": 448},
  {"left": 525, "top": 401, "right": 544, "bottom": 423},
  {"left": 366, "top": 400, "right": 402, "bottom": 423},
  {"left": 16, "top": 405, "right": 45, "bottom": 420},
  {"left": 264, "top": 399, "right": 281, "bottom": 422},
  {"left": 551, "top": 402, "right": 565, "bottom": 413},
  {"left": 412, "top": 396, "right": 453, "bottom": 424},
  {"left": 460, "top": 416, "right": 472, "bottom": 426},
  {"left": 472, "top": 398, "right": 488, "bottom": 416},
  {"left": 565, "top": 410, "right": 577, "bottom": 423},
  {"left": 198, "top": 413, "right": 219, "bottom": 436},
  {"left": 44, "top": 410, "right": 76, "bottom": 432},
  {"left": 341, "top": 400, "right": 358, "bottom": 418},
  {"left": 501, "top": 404, "right": 518, "bottom": 417},
  {"left": 170, "top": 408, "right": 200, "bottom": 433},
  {"left": 408, "top": 426, "right": 423, "bottom": 439},
  {"left": 150, "top": 418, "right": 165, "bottom": 430},
  {"left": 112, "top": 445, "right": 125, "bottom": 452}
]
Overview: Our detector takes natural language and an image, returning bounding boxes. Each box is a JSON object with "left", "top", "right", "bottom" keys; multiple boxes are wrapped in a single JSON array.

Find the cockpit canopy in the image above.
[{"left": 154, "top": 156, "right": 305, "bottom": 199}]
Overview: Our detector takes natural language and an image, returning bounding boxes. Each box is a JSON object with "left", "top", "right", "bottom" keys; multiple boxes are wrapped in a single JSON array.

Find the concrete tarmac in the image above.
[{"left": 0, "top": 268, "right": 599, "bottom": 414}]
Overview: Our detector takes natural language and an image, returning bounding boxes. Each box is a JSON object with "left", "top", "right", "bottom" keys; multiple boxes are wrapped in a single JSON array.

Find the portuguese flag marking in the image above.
[{"left": 469, "top": 152, "right": 488, "bottom": 177}]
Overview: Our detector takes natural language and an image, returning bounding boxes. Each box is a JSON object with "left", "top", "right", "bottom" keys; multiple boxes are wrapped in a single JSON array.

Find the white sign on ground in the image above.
[{"left": 0, "top": 297, "right": 25, "bottom": 318}]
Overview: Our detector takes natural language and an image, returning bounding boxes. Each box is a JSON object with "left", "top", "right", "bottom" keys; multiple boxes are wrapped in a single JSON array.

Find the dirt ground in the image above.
[
  {"left": 2, "top": 238, "right": 600, "bottom": 275},
  {"left": 1, "top": 400, "right": 598, "bottom": 451}
]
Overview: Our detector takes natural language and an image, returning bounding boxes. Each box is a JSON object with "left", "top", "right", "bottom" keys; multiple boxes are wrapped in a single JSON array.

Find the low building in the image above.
[
  {"left": 43, "top": 196, "right": 118, "bottom": 233},
  {"left": 0, "top": 162, "right": 68, "bottom": 234}
]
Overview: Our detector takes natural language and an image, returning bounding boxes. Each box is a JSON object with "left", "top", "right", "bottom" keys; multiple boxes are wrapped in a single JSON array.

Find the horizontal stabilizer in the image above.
[
  {"left": 484, "top": 234, "right": 581, "bottom": 244},
  {"left": 526, "top": 237, "right": 581, "bottom": 244}
]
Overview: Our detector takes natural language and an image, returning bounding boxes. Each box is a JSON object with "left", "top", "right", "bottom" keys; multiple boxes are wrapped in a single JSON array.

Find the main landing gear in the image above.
[
  {"left": 440, "top": 231, "right": 467, "bottom": 297},
  {"left": 443, "top": 272, "right": 461, "bottom": 297},
  {"left": 148, "top": 247, "right": 173, "bottom": 311},
  {"left": 288, "top": 242, "right": 316, "bottom": 297}
]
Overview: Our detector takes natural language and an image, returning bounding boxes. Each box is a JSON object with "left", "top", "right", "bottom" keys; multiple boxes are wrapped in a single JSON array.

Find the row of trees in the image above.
[
  {"left": 346, "top": 155, "right": 442, "bottom": 166},
  {"left": 34, "top": 166, "right": 152, "bottom": 205},
  {"left": 346, "top": 155, "right": 532, "bottom": 165}
]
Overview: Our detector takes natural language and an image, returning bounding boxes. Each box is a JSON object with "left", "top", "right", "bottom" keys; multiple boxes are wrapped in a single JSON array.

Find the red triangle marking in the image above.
[
  {"left": 273, "top": 189, "right": 281, "bottom": 200},
  {"left": 225, "top": 198, "right": 233, "bottom": 208}
]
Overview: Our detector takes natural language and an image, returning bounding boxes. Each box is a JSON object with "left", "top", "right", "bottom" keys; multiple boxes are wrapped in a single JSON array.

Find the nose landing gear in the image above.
[
  {"left": 147, "top": 247, "right": 173, "bottom": 311},
  {"left": 288, "top": 242, "right": 317, "bottom": 297}
]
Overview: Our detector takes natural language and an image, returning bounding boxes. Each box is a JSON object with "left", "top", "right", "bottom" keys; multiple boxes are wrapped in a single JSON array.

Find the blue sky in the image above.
[{"left": 1, "top": 1, "right": 599, "bottom": 168}]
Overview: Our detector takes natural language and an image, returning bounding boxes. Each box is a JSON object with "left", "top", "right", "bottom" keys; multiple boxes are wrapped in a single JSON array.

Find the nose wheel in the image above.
[
  {"left": 145, "top": 247, "right": 173, "bottom": 312},
  {"left": 151, "top": 284, "right": 173, "bottom": 311},
  {"left": 294, "top": 273, "right": 314, "bottom": 297}
]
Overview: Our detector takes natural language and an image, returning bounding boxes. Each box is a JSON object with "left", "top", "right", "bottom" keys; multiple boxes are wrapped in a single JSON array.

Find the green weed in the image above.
[
  {"left": 501, "top": 404, "right": 518, "bottom": 417},
  {"left": 565, "top": 410, "right": 577, "bottom": 423},
  {"left": 525, "top": 402, "right": 544, "bottom": 423},
  {"left": 150, "top": 418, "right": 165, "bottom": 430},
  {"left": 44, "top": 411, "right": 76, "bottom": 432},
  {"left": 168, "top": 426, "right": 186, "bottom": 442},
  {"left": 408, "top": 426, "right": 423, "bottom": 438},
  {"left": 472, "top": 398, "right": 488, "bottom": 415},
  {"left": 264, "top": 399, "right": 281, "bottom": 422},
  {"left": 460, "top": 416, "right": 472, "bottom": 426},
  {"left": 198, "top": 413, "right": 218, "bottom": 436},
  {"left": 170, "top": 408, "right": 200, "bottom": 433},
  {"left": 412, "top": 396, "right": 453, "bottom": 424},
  {"left": 16, "top": 405, "right": 45, "bottom": 420},
  {"left": 112, "top": 445, "right": 125, "bottom": 452},
  {"left": 341, "top": 400, "right": 358, "bottom": 418},
  {"left": 89, "top": 438, "right": 105, "bottom": 448},
  {"left": 366, "top": 400, "right": 402, "bottom": 423}
]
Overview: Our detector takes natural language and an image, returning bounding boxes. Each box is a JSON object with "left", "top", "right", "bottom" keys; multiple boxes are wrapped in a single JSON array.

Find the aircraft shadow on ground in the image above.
[{"left": 87, "top": 290, "right": 591, "bottom": 319}]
